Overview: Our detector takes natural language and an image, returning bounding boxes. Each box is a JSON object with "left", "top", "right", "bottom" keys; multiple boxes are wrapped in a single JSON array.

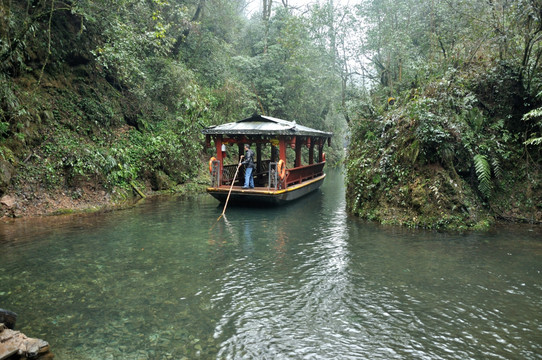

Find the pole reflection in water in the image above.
[{"left": 0, "top": 169, "right": 541, "bottom": 359}]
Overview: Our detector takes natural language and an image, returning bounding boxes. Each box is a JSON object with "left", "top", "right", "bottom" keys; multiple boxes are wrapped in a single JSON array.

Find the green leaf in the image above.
[
  {"left": 524, "top": 137, "right": 542, "bottom": 146},
  {"left": 474, "top": 154, "right": 492, "bottom": 198}
]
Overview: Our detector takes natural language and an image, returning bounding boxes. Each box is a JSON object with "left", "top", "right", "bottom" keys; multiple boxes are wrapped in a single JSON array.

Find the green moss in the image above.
[{"left": 345, "top": 61, "right": 542, "bottom": 231}]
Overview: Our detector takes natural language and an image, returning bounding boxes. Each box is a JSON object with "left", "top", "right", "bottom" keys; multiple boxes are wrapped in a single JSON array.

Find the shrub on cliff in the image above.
[{"left": 346, "top": 63, "right": 541, "bottom": 230}]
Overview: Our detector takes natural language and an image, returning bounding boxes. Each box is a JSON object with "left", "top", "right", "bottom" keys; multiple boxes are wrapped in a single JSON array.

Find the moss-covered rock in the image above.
[
  {"left": 345, "top": 66, "right": 541, "bottom": 230},
  {"left": 151, "top": 170, "right": 175, "bottom": 191}
]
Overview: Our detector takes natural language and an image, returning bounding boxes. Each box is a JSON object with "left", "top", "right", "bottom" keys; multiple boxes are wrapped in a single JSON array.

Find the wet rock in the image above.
[
  {"left": 150, "top": 171, "right": 174, "bottom": 191},
  {"left": 0, "top": 323, "right": 53, "bottom": 359},
  {"left": 0, "top": 309, "right": 17, "bottom": 329},
  {"left": 0, "top": 195, "right": 16, "bottom": 209},
  {"left": 23, "top": 337, "right": 50, "bottom": 357},
  {"left": 0, "top": 343, "right": 18, "bottom": 360}
]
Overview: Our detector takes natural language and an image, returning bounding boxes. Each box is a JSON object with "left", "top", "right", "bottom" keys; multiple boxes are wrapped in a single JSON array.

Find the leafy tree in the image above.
[{"left": 344, "top": 0, "right": 542, "bottom": 228}]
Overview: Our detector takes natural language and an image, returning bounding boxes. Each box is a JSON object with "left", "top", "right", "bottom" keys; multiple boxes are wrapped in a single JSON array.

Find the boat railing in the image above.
[
  {"left": 222, "top": 160, "right": 272, "bottom": 185},
  {"left": 222, "top": 164, "right": 237, "bottom": 185},
  {"left": 256, "top": 159, "right": 271, "bottom": 177},
  {"left": 285, "top": 162, "right": 325, "bottom": 187},
  {"left": 214, "top": 160, "right": 325, "bottom": 189}
]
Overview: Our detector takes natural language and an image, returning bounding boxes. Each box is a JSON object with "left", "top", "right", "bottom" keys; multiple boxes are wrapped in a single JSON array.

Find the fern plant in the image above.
[
  {"left": 522, "top": 96, "right": 542, "bottom": 147},
  {"left": 491, "top": 157, "right": 502, "bottom": 179},
  {"left": 474, "top": 154, "right": 492, "bottom": 198}
]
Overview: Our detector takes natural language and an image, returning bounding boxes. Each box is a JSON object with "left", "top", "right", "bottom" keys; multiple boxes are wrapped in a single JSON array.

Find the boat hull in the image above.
[{"left": 206, "top": 174, "right": 326, "bottom": 205}]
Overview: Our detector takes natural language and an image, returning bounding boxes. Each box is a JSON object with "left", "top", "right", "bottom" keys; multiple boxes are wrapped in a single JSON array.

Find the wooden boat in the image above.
[{"left": 202, "top": 114, "right": 332, "bottom": 204}]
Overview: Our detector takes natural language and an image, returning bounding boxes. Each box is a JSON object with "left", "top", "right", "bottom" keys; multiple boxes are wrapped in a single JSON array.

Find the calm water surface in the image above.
[{"left": 1, "top": 169, "right": 541, "bottom": 359}]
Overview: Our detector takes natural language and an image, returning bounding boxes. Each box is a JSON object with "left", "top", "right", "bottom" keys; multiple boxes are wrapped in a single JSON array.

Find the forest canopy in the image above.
[{"left": 0, "top": 0, "right": 541, "bottom": 225}]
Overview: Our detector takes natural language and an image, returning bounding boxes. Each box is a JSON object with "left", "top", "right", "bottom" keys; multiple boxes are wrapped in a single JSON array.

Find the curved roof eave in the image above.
[{"left": 201, "top": 114, "right": 333, "bottom": 138}]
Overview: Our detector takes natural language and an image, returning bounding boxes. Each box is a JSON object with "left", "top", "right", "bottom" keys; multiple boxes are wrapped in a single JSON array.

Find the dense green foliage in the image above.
[
  {"left": 0, "top": 0, "right": 346, "bottom": 215},
  {"left": 345, "top": 0, "right": 542, "bottom": 229}
]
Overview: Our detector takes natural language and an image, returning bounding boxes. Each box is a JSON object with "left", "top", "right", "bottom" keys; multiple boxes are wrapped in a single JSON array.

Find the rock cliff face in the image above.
[
  {"left": 346, "top": 133, "right": 542, "bottom": 230},
  {"left": 345, "top": 70, "right": 542, "bottom": 230}
]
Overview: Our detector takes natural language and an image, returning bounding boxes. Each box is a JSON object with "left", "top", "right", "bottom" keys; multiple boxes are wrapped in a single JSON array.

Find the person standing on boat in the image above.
[{"left": 241, "top": 144, "right": 255, "bottom": 189}]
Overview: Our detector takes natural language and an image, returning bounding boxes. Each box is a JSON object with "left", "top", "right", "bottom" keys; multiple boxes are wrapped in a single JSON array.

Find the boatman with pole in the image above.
[{"left": 241, "top": 144, "right": 255, "bottom": 189}]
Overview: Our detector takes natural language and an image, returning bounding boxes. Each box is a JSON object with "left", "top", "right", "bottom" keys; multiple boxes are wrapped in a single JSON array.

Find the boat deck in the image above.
[{"left": 207, "top": 174, "right": 326, "bottom": 204}]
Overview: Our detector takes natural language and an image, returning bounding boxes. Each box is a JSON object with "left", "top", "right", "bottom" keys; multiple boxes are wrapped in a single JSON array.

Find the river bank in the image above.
[
  {"left": 1, "top": 173, "right": 540, "bottom": 232},
  {"left": 0, "top": 176, "right": 208, "bottom": 220}
]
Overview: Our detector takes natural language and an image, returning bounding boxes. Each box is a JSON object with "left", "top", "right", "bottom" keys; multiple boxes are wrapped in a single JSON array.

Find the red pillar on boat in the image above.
[
  {"left": 279, "top": 138, "right": 287, "bottom": 164},
  {"left": 295, "top": 136, "right": 302, "bottom": 168}
]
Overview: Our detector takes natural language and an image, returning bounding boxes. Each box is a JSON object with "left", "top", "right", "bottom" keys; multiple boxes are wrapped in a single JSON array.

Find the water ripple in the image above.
[{"left": 1, "top": 171, "right": 541, "bottom": 359}]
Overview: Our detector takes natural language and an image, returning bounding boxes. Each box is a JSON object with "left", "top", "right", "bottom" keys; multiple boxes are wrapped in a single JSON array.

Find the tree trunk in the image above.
[{"left": 171, "top": 0, "right": 205, "bottom": 57}]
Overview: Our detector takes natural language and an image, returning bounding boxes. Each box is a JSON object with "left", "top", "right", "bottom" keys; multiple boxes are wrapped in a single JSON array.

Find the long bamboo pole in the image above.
[{"left": 217, "top": 158, "right": 243, "bottom": 222}]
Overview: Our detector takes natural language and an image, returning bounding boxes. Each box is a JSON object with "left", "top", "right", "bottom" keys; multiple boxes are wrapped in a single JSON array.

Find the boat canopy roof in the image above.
[{"left": 202, "top": 114, "right": 332, "bottom": 139}]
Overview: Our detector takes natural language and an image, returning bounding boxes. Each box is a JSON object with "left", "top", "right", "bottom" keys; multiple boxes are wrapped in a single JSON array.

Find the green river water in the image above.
[{"left": 1, "top": 169, "right": 541, "bottom": 359}]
